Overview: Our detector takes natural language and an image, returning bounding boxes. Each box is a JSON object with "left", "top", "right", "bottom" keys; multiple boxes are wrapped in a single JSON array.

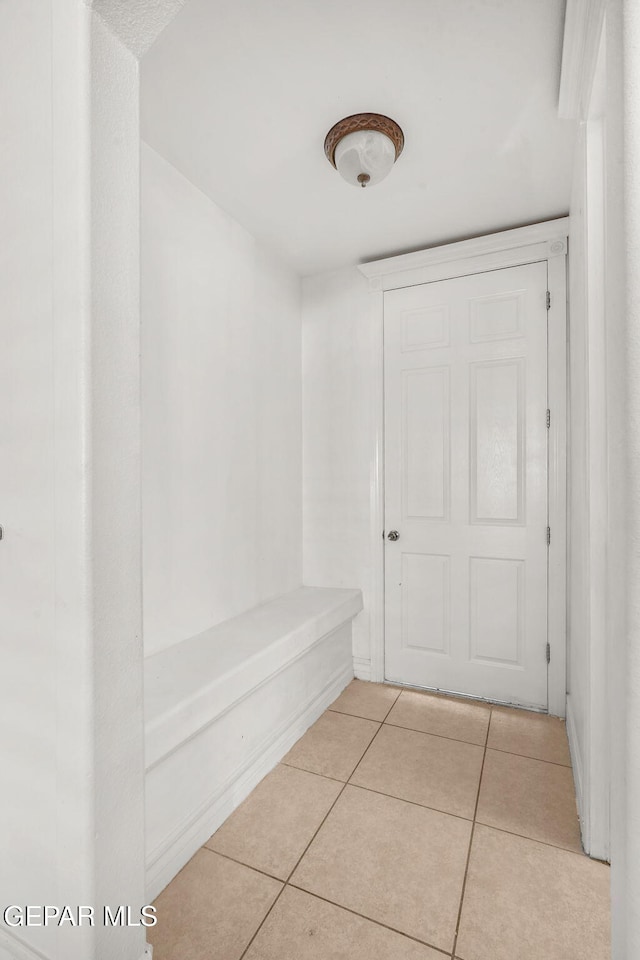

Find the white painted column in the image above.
[
  {"left": 603, "top": 2, "right": 629, "bottom": 958},
  {"left": 89, "top": 12, "right": 147, "bottom": 960},
  {"left": 53, "top": 4, "right": 146, "bottom": 960},
  {"left": 2, "top": 1, "right": 192, "bottom": 958},
  {"left": 621, "top": 1, "right": 640, "bottom": 956}
]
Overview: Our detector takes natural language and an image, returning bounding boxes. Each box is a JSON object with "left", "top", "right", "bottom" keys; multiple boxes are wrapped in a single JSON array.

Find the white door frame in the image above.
[{"left": 357, "top": 219, "right": 568, "bottom": 717}]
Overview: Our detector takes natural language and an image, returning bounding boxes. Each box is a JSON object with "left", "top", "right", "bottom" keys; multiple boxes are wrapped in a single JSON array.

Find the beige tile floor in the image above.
[{"left": 148, "top": 680, "right": 611, "bottom": 960}]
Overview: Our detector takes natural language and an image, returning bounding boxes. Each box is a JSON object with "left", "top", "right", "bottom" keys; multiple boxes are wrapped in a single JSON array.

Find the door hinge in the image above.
[
  {"left": 546, "top": 290, "right": 551, "bottom": 310},
  {"left": 546, "top": 526, "right": 551, "bottom": 545},
  {"left": 546, "top": 409, "right": 551, "bottom": 429},
  {"left": 546, "top": 641, "right": 551, "bottom": 664}
]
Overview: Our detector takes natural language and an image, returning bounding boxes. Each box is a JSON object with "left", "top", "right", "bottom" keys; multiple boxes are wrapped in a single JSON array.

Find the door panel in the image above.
[
  {"left": 404, "top": 366, "right": 449, "bottom": 520},
  {"left": 402, "top": 553, "right": 450, "bottom": 654},
  {"left": 384, "top": 262, "right": 548, "bottom": 708},
  {"left": 470, "top": 358, "right": 523, "bottom": 524}
]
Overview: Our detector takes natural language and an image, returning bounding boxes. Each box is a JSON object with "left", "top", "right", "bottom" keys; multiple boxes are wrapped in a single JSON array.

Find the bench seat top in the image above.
[{"left": 145, "top": 585, "right": 362, "bottom": 767}]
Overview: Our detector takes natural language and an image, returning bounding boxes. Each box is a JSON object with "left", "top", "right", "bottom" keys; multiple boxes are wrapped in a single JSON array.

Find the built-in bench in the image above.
[{"left": 144, "top": 586, "right": 362, "bottom": 899}]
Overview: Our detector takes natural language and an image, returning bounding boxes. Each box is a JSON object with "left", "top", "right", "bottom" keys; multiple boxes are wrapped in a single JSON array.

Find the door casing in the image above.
[{"left": 357, "top": 219, "right": 568, "bottom": 717}]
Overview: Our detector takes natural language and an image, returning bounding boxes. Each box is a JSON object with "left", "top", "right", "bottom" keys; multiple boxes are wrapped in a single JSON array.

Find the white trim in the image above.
[
  {"left": 0, "top": 930, "right": 50, "bottom": 960},
  {"left": 566, "top": 694, "right": 585, "bottom": 841},
  {"left": 357, "top": 219, "right": 569, "bottom": 286},
  {"left": 361, "top": 222, "right": 568, "bottom": 716},
  {"left": 353, "top": 656, "right": 372, "bottom": 680},
  {"left": 575, "top": 26, "right": 610, "bottom": 862},
  {"left": 558, "top": 0, "right": 606, "bottom": 120},
  {"left": 145, "top": 659, "right": 353, "bottom": 901},
  {"left": 548, "top": 254, "right": 568, "bottom": 717},
  {"left": 0, "top": 925, "right": 150, "bottom": 958},
  {"left": 368, "top": 286, "right": 386, "bottom": 683}
]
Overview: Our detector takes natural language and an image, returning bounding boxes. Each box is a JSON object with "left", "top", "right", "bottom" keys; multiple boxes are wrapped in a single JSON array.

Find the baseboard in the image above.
[
  {"left": 0, "top": 926, "right": 152, "bottom": 960},
  {"left": 353, "top": 657, "right": 371, "bottom": 681},
  {"left": 565, "top": 694, "right": 586, "bottom": 844},
  {"left": 146, "top": 660, "right": 353, "bottom": 900},
  {"left": 0, "top": 928, "right": 50, "bottom": 960}
]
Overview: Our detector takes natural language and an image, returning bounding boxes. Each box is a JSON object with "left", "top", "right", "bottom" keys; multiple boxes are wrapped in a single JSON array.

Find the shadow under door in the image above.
[{"left": 383, "top": 261, "right": 549, "bottom": 709}]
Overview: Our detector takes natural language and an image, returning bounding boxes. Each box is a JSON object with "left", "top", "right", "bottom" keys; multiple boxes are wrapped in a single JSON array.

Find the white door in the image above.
[{"left": 384, "top": 262, "right": 549, "bottom": 708}]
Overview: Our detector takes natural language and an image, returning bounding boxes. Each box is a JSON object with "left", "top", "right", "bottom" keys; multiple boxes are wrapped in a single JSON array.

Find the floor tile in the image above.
[
  {"left": 487, "top": 706, "right": 571, "bottom": 765},
  {"left": 205, "top": 764, "right": 342, "bottom": 879},
  {"left": 476, "top": 749, "right": 582, "bottom": 852},
  {"left": 282, "top": 710, "right": 379, "bottom": 781},
  {"left": 290, "top": 784, "right": 471, "bottom": 953},
  {"left": 147, "top": 849, "right": 282, "bottom": 960},
  {"left": 244, "top": 886, "right": 448, "bottom": 960},
  {"left": 456, "top": 825, "right": 610, "bottom": 960},
  {"left": 385, "top": 690, "right": 490, "bottom": 746},
  {"left": 329, "top": 679, "right": 401, "bottom": 721},
  {"left": 350, "top": 722, "right": 483, "bottom": 819}
]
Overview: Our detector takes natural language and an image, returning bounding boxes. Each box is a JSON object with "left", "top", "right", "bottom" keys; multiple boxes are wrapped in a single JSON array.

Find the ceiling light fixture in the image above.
[{"left": 324, "top": 113, "right": 404, "bottom": 189}]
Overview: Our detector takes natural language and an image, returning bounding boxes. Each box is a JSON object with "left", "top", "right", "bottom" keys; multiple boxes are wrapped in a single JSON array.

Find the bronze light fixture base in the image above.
[{"left": 324, "top": 113, "right": 405, "bottom": 168}]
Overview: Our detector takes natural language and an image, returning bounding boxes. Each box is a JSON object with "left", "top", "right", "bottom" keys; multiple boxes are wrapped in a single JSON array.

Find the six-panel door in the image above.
[{"left": 384, "top": 262, "right": 549, "bottom": 708}]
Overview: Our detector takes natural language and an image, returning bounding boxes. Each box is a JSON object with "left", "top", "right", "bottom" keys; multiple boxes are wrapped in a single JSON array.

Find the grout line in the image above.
[
  {"left": 281, "top": 786, "right": 350, "bottom": 882},
  {"left": 337, "top": 713, "right": 572, "bottom": 772},
  {"left": 237, "top": 774, "right": 356, "bottom": 960},
  {"left": 344, "top": 694, "right": 485, "bottom": 820},
  {"left": 383, "top": 718, "right": 489, "bottom": 748},
  {"left": 381, "top": 687, "right": 404, "bottom": 722},
  {"left": 486, "top": 705, "right": 572, "bottom": 767},
  {"left": 236, "top": 873, "right": 287, "bottom": 960},
  {"left": 203, "top": 694, "right": 582, "bottom": 960},
  {"left": 345, "top": 711, "right": 571, "bottom": 769},
  {"left": 286, "top": 883, "right": 452, "bottom": 957},
  {"left": 328, "top": 706, "right": 391, "bottom": 722},
  {"left": 327, "top": 681, "right": 402, "bottom": 720},
  {"left": 338, "top": 694, "right": 406, "bottom": 792},
  {"left": 283, "top": 761, "right": 363, "bottom": 883},
  {"left": 206, "top": 780, "right": 588, "bottom": 893},
  {"left": 471, "top": 820, "right": 587, "bottom": 857},
  {"left": 278, "top": 759, "right": 347, "bottom": 784},
  {"left": 450, "top": 706, "right": 491, "bottom": 958},
  {"left": 346, "top": 714, "right": 394, "bottom": 784},
  {"left": 279, "top": 715, "right": 384, "bottom": 787},
  {"left": 235, "top": 723, "right": 382, "bottom": 960},
  {"left": 239, "top": 717, "right": 386, "bottom": 960},
  {"left": 485, "top": 744, "right": 572, "bottom": 768},
  {"left": 345, "top": 781, "right": 475, "bottom": 824},
  {"left": 200, "top": 845, "right": 285, "bottom": 883}
]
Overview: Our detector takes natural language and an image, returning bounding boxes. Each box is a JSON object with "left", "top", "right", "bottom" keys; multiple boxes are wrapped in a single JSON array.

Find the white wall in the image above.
[
  {"left": 0, "top": 5, "right": 57, "bottom": 954},
  {"left": 1, "top": 3, "right": 147, "bottom": 960},
  {"left": 564, "top": 1, "right": 626, "bottom": 870},
  {"left": 620, "top": 1, "right": 640, "bottom": 955},
  {"left": 86, "top": 16, "right": 147, "bottom": 960},
  {"left": 606, "top": 3, "right": 630, "bottom": 955},
  {"left": 567, "top": 105, "right": 616, "bottom": 857},
  {"left": 566, "top": 120, "right": 595, "bottom": 846},
  {"left": 141, "top": 143, "right": 302, "bottom": 656},
  {"left": 562, "top": 3, "right": 637, "bottom": 955},
  {"left": 302, "top": 268, "right": 374, "bottom": 673}
]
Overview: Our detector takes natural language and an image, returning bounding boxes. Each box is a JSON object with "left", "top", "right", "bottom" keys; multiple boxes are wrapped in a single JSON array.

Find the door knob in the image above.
[{"left": 387, "top": 530, "right": 400, "bottom": 541}]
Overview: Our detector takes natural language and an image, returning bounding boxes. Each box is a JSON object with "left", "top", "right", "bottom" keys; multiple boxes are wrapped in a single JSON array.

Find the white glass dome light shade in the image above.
[
  {"left": 324, "top": 114, "right": 404, "bottom": 189},
  {"left": 333, "top": 128, "right": 397, "bottom": 188}
]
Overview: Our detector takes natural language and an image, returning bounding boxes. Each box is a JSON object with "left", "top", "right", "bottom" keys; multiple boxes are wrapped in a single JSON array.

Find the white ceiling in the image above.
[
  {"left": 141, "top": 0, "right": 575, "bottom": 277},
  {"left": 90, "top": 0, "right": 190, "bottom": 58}
]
